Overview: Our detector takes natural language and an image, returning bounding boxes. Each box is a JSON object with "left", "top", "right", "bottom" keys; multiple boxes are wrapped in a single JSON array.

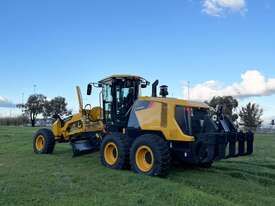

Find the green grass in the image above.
[{"left": 0, "top": 127, "right": 275, "bottom": 206}]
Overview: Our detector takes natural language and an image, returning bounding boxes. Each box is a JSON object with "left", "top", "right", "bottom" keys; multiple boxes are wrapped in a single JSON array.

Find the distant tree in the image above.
[
  {"left": 207, "top": 96, "right": 239, "bottom": 121},
  {"left": 0, "top": 115, "right": 28, "bottom": 126},
  {"left": 43, "top": 96, "right": 68, "bottom": 118},
  {"left": 271, "top": 120, "right": 275, "bottom": 126},
  {"left": 43, "top": 100, "right": 52, "bottom": 118},
  {"left": 239, "top": 102, "right": 263, "bottom": 131},
  {"left": 17, "top": 94, "right": 47, "bottom": 127}
]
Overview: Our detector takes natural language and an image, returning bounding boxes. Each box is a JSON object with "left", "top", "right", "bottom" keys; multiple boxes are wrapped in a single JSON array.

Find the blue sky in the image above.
[{"left": 0, "top": 0, "right": 274, "bottom": 123}]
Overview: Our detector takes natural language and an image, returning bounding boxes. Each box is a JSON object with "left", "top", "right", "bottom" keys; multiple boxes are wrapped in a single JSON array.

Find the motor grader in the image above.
[{"left": 33, "top": 75, "right": 254, "bottom": 176}]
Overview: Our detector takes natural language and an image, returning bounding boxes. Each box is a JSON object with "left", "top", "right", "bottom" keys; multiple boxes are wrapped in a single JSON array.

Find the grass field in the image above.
[{"left": 0, "top": 126, "right": 275, "bottom": 206}]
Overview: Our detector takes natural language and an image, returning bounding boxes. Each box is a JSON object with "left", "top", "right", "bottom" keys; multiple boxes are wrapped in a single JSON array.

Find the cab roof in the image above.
[{"left": 99, "top": 74, "right": 148, "bottom": 84}]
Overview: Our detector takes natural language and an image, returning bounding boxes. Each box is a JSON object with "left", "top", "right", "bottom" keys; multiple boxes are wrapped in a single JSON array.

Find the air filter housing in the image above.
[{"left": 159, "top": 85, "right": 168, "bottom": 98}]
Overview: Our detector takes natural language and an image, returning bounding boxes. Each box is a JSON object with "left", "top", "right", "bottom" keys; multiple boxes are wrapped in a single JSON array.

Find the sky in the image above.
[{"left": 0, "top": 0, "right": 274, "bottom": 124}]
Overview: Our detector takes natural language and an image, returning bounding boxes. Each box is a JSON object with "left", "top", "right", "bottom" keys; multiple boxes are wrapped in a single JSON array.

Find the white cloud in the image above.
[
  {"left": 183, "top": 70, "right": 275, "bottom": 101},
  {"left": 0, "top": 96, "right": 15, "bottom": 108},
  {"left": 202, "top": 0, "right": 246, "bottom": 16}
]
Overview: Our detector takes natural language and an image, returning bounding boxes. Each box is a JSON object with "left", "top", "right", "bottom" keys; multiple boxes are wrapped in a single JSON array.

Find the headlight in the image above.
[{"left": 212, "top": 114, "right": 218, "bottom": 122}]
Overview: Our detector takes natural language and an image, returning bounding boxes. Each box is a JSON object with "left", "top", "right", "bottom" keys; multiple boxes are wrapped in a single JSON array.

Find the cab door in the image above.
[
  {"left": 102, "top": 84, "right": 114, "bottom": 125},
  {"left": 102, "top": 79, "right": 139, "bottom": 132}
]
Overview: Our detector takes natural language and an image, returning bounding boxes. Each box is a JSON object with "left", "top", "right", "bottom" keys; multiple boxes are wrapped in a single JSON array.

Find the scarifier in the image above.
[{"left": 33, "top": 75, "right": 254, "bottom": 176}]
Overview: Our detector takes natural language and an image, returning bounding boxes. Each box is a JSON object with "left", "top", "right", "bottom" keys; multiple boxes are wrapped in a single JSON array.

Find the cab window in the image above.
[{"left": 175, "top": 106, "right": 191, "bottom": 135}]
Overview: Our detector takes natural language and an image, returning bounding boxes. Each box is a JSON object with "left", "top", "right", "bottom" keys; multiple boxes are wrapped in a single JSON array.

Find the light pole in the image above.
[
  {"left": 33, "top": 84, "right": 37, "bottom": 94},
  {"left": 187, "top": 81, "right": 190, "bottom": 100},
  {"left": 183, "top": 81, "right": 191, "bottom": 100}
]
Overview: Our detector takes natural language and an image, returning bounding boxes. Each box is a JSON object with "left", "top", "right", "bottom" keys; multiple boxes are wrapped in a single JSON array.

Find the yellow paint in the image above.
[
  {"left": 52, "top": 120, "right": 61, "bottom": 137},
  {"left": 135, "top": 96, "right": 205, "bottom": 142},
  {"left": 135, "top": 145, "right": 154, "bottom": 172},
  {"left": 104, "top": 142, "right": 118, "bottom": 165},
  {"left": 52, "top": 112, "right": 104, "bottom": 141},
  {"left": 52, "top": 86, "right": 104, "bottom": 141},
  {"left": 138, "top": 96, "right": 209, "bottom": 109},
  {"left": 35, "top": 135, "right": 45, "bottom": 151},
  {"left": 88, "top": 107, "right": 102, "bottom": 121}
]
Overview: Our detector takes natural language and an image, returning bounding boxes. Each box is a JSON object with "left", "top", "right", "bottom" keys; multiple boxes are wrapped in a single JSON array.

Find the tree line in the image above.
[{"left": 0, "top": 116, "right": 29, "bottom": 126}]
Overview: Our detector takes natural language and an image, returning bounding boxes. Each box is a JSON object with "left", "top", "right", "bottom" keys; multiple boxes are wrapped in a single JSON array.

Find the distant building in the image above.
[
  {"left": 257, "top": 121, "right": 275, "bottom": 133},
  {"left": 35, "top": 118, "right": 53, "bottom": 127}
]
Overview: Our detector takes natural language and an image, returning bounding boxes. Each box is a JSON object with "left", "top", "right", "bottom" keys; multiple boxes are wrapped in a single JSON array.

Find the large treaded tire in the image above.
[
  {"left": 33, "top": 128, "right": 55, "bottom": 154},
  {"left": 130, "top": 134, "right": 171, "bottom": 177},
  {"left": 100, "top": 132, "right": 131, "bottom": 170}
]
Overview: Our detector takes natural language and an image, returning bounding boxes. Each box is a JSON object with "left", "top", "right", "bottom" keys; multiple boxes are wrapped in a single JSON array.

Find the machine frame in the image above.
[{"left": 33, "top": 74, "right": 254, "bottom": 176}]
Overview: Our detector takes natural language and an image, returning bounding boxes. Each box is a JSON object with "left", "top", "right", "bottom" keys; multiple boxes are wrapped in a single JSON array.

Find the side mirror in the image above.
[{"left": 87, "top": 84, "right": 92, "bottom": 95}]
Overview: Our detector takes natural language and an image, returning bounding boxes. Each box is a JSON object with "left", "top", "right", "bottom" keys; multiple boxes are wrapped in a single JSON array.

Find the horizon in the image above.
[{"left": 0, "top": 0, "right": 274, "bottom": 124}]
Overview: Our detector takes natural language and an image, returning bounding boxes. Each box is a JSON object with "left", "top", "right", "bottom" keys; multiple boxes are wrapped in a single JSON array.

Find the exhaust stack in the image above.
[{"left": 152, "top": 80, "right": 159, "bottom": 97}]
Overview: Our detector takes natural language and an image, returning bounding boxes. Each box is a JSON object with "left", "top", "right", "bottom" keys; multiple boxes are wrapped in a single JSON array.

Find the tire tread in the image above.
[
  {"left": 33, "top": 128, "right": 55, "bottom": 154},
  {"left": 130, "top": 134, "right": 171, "bottom": 176}
]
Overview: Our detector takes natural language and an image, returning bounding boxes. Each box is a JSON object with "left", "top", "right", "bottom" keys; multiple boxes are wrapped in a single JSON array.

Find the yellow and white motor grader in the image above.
[{"left": 33, "top": 75, "right": 254, "bottom": 176}]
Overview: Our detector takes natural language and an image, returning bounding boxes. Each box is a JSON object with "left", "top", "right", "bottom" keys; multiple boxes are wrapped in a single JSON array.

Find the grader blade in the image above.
[{"left": 71, "top": 140, "right": 97, "bottom": 156}]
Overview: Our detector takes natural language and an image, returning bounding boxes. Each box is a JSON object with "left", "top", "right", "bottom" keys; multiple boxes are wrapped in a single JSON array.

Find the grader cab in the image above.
[{"left": 33, "top": 75, "right": 254, "bottom": 176}]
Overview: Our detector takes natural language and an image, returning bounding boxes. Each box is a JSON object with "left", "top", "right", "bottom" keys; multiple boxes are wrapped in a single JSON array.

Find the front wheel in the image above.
[
  {"left": 100, "top": 133, "right": 130, "bottom": 170},
  {"left": 130, "top": 134, "right": 171, "bottom": 176},
  {"left": 33, "top": 128, "right": 55, "bottom": 154}
]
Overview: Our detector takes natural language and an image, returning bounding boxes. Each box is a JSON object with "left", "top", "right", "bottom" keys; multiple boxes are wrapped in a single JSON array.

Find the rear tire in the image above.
[
  {"left": 100, "top": 133, "right": 130, "bottom": 170},
  {"left": 130, "top": 134, "right": 171, "bottom": 176},
  {"left": 33, "top": 128, "right": 55, "bottom": 154}
]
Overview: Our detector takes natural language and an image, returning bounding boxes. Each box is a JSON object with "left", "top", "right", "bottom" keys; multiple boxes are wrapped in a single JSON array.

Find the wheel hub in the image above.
[
  {"left": 135, "top": 145, "right": 154, "bottom": 172},
  {"left": 104, "top": 142, "right": 118, "bottom": 166},
  {"left": 36, "top": 135, "right": 45, "bottom": 151}
]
